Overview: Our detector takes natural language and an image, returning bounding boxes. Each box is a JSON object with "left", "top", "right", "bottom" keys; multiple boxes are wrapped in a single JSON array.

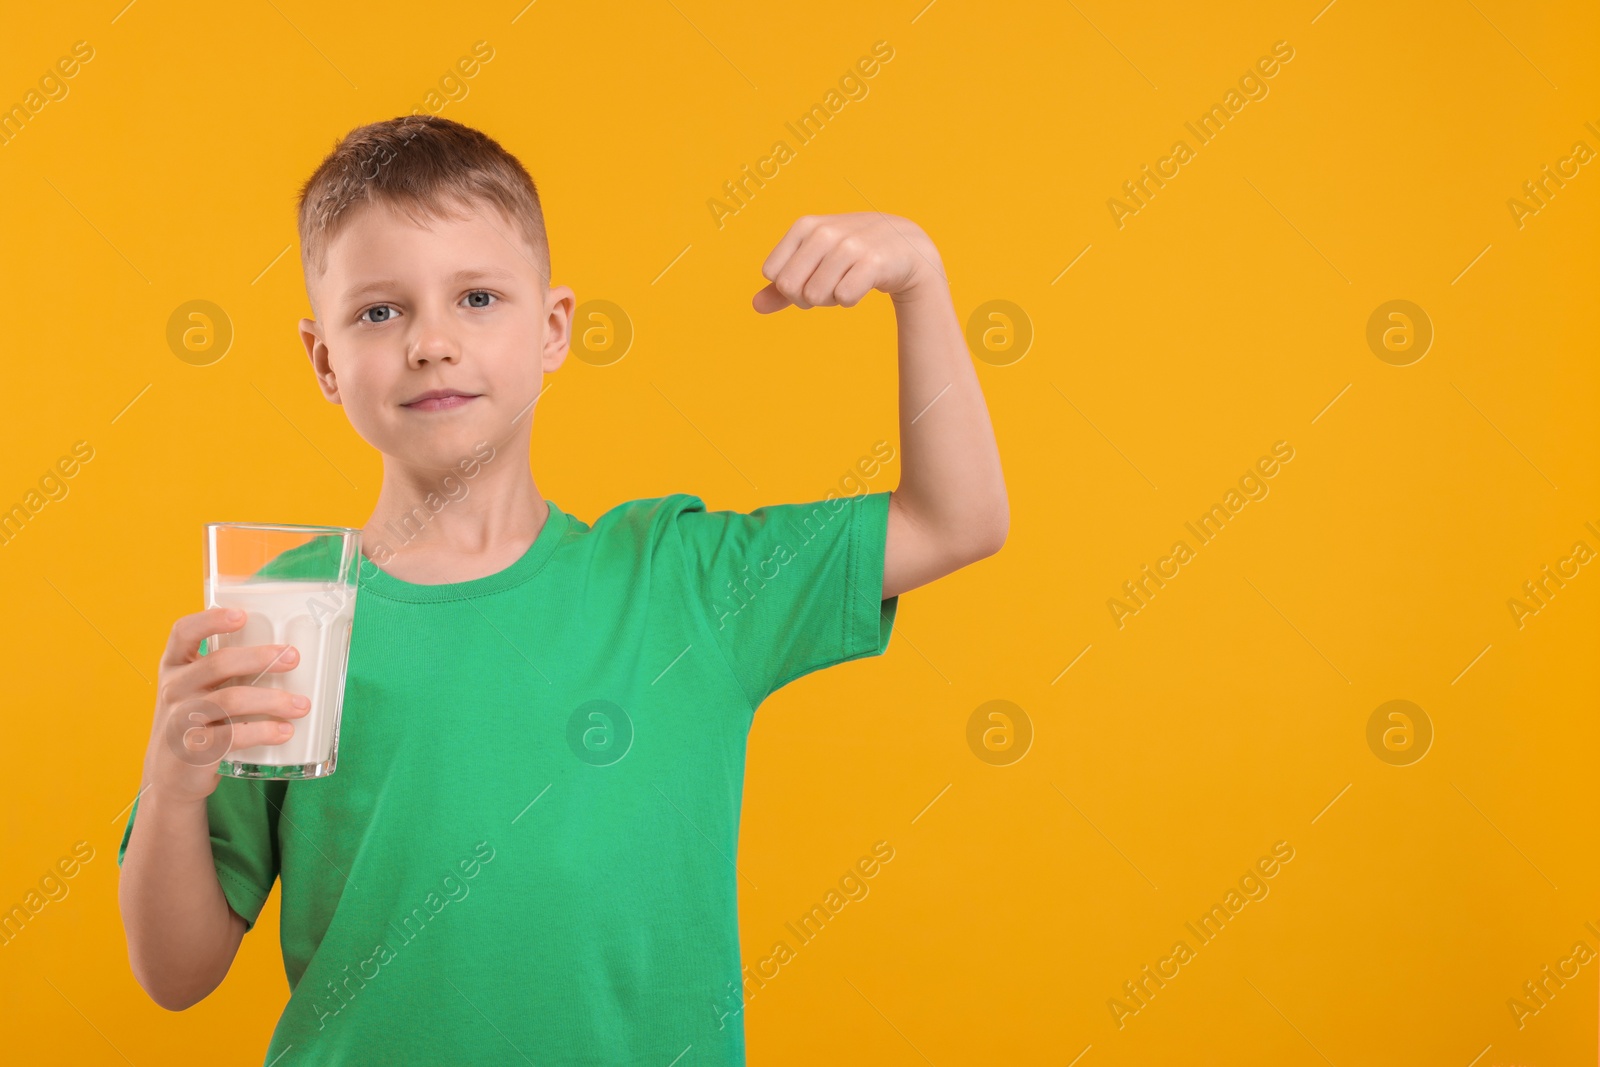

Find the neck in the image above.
[{"left": 362, "top": 448, "right": 547, "bottom": 569}]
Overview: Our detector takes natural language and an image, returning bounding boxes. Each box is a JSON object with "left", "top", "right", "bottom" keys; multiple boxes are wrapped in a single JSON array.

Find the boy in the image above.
[{"left": 119, "top": 114, "right": 1006, "bottom": 1065}]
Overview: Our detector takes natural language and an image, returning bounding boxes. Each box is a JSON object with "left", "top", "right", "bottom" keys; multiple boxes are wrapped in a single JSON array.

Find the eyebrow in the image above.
[{"left": 341, "top": 268, "right": 517, "bottom": 304}]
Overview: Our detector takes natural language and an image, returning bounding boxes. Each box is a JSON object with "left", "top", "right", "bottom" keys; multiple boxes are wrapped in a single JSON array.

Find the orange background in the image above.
[{"left": 2, "top": 1, "right": 1597, "bottom": 1063}]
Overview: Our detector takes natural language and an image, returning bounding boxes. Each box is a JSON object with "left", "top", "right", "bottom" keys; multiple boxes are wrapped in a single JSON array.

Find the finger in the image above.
[
  {"left": 759, "top": 215, "right": 823, "bottom": 283},
  {"left": 171, "top": 692, "right": 298, "bottom": 733},
  {"left": 210, "top": 684, "right": 311, "bottom": 721},
  {"left": 186, "top": 642, "right": 301, "bottom": 691},
  {"left": 165, "top": 700, "right": 292, "bottom": 767},
  {"left": 799, "top": 238, "right": 862, "bottom": 308},
  {"left": 162, "top": 607, "right": 246, "bottom": 669},
  {"left": 771, "top": 226, "right": 840, "bottom": 310},
  {"left": 225, "top": 719, "right": 297, "bottom": 754},
  {"left": 834, "top": 258, "right": 879, "bottom": 308},
  {"left": 752, "top": 283, "right": 792, "bottom": 314}
]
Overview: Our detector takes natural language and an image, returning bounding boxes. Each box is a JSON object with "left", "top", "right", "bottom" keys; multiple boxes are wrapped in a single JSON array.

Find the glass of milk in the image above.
[{"left": 203, "top": 521, "right": 361, "bottom": 780}]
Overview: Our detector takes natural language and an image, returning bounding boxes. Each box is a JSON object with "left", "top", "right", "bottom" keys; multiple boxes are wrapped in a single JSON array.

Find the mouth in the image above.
[{"left": 402, "top": 390, "right": 481, "bottom": 412}]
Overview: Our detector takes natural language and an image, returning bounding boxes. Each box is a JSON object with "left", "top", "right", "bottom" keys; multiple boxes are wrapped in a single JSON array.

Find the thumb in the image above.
[{"left": 751, "top": 283, "right": 792, "bottom": 314}]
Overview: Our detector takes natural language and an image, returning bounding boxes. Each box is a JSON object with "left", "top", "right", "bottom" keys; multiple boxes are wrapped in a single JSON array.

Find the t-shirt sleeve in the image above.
[
  {"left": 116, "top": 636, "right": 285, "bottom": 931},
  {"left": 669, "top": 489, "right": 899, "bottom": 707}
]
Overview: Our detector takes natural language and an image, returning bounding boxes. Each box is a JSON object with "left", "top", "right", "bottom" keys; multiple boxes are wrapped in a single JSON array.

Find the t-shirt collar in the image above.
[{"left": 356, "top": 500, "right": 570, "bottom": 604}]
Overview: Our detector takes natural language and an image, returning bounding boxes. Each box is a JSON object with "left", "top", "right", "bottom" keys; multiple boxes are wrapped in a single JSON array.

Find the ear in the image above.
[
  {"left": 542, "top": 285, "right": 576, "bottom": 374},
  {"left": 299, "top": 317, "right": 341, "bottom": 405}
]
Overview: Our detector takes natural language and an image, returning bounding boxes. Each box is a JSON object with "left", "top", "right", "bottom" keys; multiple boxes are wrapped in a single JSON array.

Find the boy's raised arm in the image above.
[{"left": 753, "top": 212, "right": 1009, "bottom": 599}]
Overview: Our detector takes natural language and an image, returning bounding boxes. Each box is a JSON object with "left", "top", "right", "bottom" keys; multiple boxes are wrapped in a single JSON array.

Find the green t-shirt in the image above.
[{"left": 119, "top": 491, "right": 898, "bottom": 1065}]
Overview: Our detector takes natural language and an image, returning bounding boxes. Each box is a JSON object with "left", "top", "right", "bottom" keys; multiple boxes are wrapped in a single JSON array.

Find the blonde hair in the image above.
[{"left": 296, "top": 114, "right": 550, "bottom": 300}]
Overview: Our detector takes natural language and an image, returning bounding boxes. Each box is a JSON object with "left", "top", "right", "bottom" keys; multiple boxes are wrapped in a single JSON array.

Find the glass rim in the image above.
[{"left": 205, "top": 521, "right": 362, "bottom": 535}]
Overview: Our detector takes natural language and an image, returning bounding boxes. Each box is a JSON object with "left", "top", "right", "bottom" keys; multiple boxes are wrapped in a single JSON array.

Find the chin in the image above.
[{"left": 372, "top": 423, "right": 476, "bottom": 467}]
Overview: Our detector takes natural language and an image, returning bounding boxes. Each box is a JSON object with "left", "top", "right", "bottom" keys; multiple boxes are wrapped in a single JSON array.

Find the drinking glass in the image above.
[{"left": 203, "top": 522, "right": 361, "bottom": 780}]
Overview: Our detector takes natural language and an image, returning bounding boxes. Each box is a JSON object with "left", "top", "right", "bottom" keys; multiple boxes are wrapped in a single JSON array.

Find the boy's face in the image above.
[{"left": 299, "top": 197, "right": 572, "bottom": 472}]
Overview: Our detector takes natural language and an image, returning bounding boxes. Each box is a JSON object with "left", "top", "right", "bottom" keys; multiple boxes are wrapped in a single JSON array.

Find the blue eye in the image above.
[{"left": 359, "top": 291, "right": 494, "bottom": 324}]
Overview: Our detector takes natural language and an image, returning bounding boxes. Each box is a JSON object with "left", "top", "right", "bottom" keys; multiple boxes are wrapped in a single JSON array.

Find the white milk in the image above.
[{"left": 208, "top": 579, "right": 356, "bottom": 770}]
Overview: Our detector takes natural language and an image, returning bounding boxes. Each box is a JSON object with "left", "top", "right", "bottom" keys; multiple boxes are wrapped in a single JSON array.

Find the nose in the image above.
[{"left": 406, "top": 303, "right": 461, "bottom": 369}]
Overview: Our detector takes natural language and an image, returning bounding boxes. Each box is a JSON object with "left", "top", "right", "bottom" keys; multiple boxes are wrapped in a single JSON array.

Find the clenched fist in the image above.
[{"left": 752, "top": 212, "right": 945, "bottom": 313}]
